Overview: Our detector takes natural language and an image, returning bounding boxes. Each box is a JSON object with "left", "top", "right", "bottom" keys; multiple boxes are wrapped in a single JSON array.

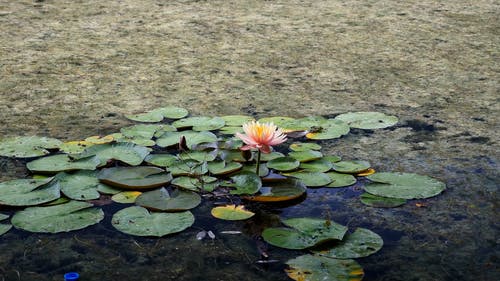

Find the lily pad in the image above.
[
  {"left": 178, "top": 151, "right": 217, "bottom": 162},
  {"left": 125, "top": 110, "right": 164, "bottom": 122},
  {"left": 221, "top": 115, "right": 254, "bottom": 126},
  {"left": 98, "top": 166, "right": 172, "bottom": 190},
  {"left": 0, "top": 136, "right": 61, "bottom": 158},
  {"left": 326, "top": 172, "right": 357, "bottom": 188},
  {"left": 285, "top": 172, "right": 332, "bottom": 187},
  {"left": 0, "top": 178, "right": 60, "bottom": 206},
  {"left": 136, "top": 188, "right": 201, "bottom": 211},
  {"left": 211, "top": 205, "right": 255, "bottom": 220},
  {"left": 120, "top": 124, "right": 164, "bottom": 140},
  {"left": 168, "top": 159, "right": 208, "bottom": 176},
  {"left": 260, "top": 151, "right": 285, "bottom": 162},
  {"left": 266, "top": 157, "right": 300, "bottom": 171},
  {"left": 11, "top": 201, "right": 104, "bottom": 233},
  {"left": 224, "top": 172, "right": 262, "bottom": 195},
  {"left": 285, "top": 254, "right": 364, "bottom": 281},
  {"left": 208, "top": 160, "right": 243, "bottom": 175},
  {"left": 365, "top": 172, "right": 446, "bottom": 199},
  {"left": 258, "top": 116, "right": 295, "bottom": 128},
  {"left": 73, "top": 143, "right": 150, "bottom": 166},
  {"left": 219, "top": 126, "right": 244, "bottom": 135},
  {"left": 299, "top": 159, "right": 333, "bottom": 172},
  {"left": 156, "top": 106, "right": 189, "bottom": 119},
  {"left": 280, "top": 116, "right": 328, "bottom": 132},
  {"left": 59, "top": 140, "right": 94, "bottom": 154},
  {"left": 262, "top": 217, "right": 348, "bottom": 250},
  {"left": 360, "top": 193, "right": 407, "bottom": 208},
  {"left": 289, "top": 142, "right": 322, "bottom": 152},
  {"left": 57, "top": 170, "right": 101, "bottom": 200},
  {"left": 111, "top": 206, "right": 194, "bottom": 237},
  {"left": 171, "top": 176, "right": 218, "bottom": 192},
  {"left": 335, "top": 111, "right": 398, "bottom": 129},
  {"left": 244, "top": 178, "right": 306, "bottom": 202},
  {"left": 332, "top": 160, "right": 371, "bottom": 174},
  {"left": 27, "top": 155, "right": 100, "bottom": 173},
  {"left": 289, "top": 150, "right": 323, "bottom": 162},
  {"left": 172, "top": 116, "right": 225, "bottom": 131},
  {"left": 96, "top": 184, "right": 122, "bottom": 195},
  {"left": 0, "top": 224, "right": 12, "bottom": 236},
  {"left": 144, "top": 154, "right": 178, "bottom": 167},
  {"left": 156, "top": 131, "right": 218, "bottom": 149},
  {"left": 305, "top": 119, "right": 350, "bottom": 140},
  {"left": 111, "top": 191, "right": 142, "bottom": 203},
  {"left": 314, "top": 228, "right": 383, "bottom": 259},
  {"left": 84, "top": 135, "right": 115, "bottom": 144}
]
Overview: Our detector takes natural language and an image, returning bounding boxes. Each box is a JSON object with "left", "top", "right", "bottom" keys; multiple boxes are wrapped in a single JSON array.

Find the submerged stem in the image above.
[{"left": 256, "top": 150, "right": 261, "bottom": 175}]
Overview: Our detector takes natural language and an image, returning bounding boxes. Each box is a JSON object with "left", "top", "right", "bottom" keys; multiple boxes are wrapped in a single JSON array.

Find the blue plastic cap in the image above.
[{"left": 64, "top": 272, "right": 79, "bottom": 281}]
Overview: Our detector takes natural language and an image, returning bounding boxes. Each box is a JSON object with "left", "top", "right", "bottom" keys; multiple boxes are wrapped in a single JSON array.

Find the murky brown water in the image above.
[{"left": 0, "top": 0, "right": 498, "bottom": 280}]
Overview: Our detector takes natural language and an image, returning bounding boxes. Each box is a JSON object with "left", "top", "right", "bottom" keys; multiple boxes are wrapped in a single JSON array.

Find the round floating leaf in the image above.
[
  {"left": 326, "top": 172, "right": 357, "bottom": 188},
  {"left": 289, "top": 150, "right": 323, "bottom": 162},
  {"left": 156, "top": 131, "right": 217, "bottom": 149},
  {"left": 258, "top": 117, "right": 295, "bottom": 128},
  {"left": 144, "top": 154, "right": 178, "bottom": 167},
  {"left": 219, "top": 149, "right": 248, "bottom": 162},
  {"left": 27, "top": 155, "right": 100, "bottom": 173},
  {"left": 299, "top": 159, "right": 333, "bottom": 172},
  {"left": 171, "top": 176, "right": 218, "bottom": 192},
  {"left": 314, "top": 228, "right": 383, "bottom": 259},
  {"left": 365, "top": 172, "right": 446, "bottom": 199},
  {"left": 11, "top": 201, "right": 104, "bottom": 233},
  {"left": 0, "top": 213, "right": 9, "bottom": 221},
  {"left": 208, "top": 160, "right": 243, "bottom": 175},
  {"left": 280, "top": 116, "right": 328, "bottom": 132},
  {"left": 285, "top": 172, "right": 332, "bottom": 187},
  {"left": 360, "top": 193, "right": 407, "bottom": 208},
  {"left": 332, "top": 160, "right": 371, "bottom": 174},
  {"left": 224, "top": 172, "right": 262, "bottom": 195},
  {"left": 178, "top": 151, "right": 216, "bottom": 162},
  {"left": 156, "top": 106, "right": 189, "bottom": 119},
  {"left": 120, "top": 124, "right": 163, "bottom": 140},
  {"left": 221, "top": 115, "right": 254, "bottom": 126},
  {"left": 263, "top": 218, "right": 347, "bottom": 250},
  {"left": 59, "top": 140, "right": 94, "bottom": 154},
  {"left": 219, "top": 126, "right": 244, "bottom": 135},
  {"left": 289, "top": 142, "right": 322, "bottom": 152},
  {"left": 136, "top": 188, "right": 201, "bottom": 211},
  {"left": 266, "top": 157, "right": 300, "bottom": 171},
  {"left": 0, "top": 136, "right": 62, "bottom": 158},
  {"left": 43, "top": 197, "right": 71, "bottom": 206},
  {"left": 111, "top": 191, "right": 142, "bottom": 203},
  {"left": 111, "top": 206, "right": 194, "bottom": 237},
  {"left": 115, "top": 136, "right": 156, "bottom": 147},
  {"left": 357, "top": 168, "right": 376, "bottom": 176},
  {"left": 260, "top": 152, "right": 285, "bottom": 162},
  {"left": 0, "top": 224, "right": 12, "bottom": 236},
  {"left": 172, "top": 116, "right": 225, "bottom": 131},
  {"left": 306, "top": 119, "right": 350, "bottom": 140},
  {"left": 98, "top": 167, "right": 172, "bottom": 190},
  {"left": 0, "top": 178, "right": 60, "bottom": 206},
  {"left": 244, "top": 178, "right": 306, "bottom": 202},
  {"left": 335, "top": 111, "right": 398, "bottom": 129},
  {"left": 57, "top": 170, "right": 101, "bottom": 200},
  {"left": 211, "top": 205, "right": 255, "bottom": 220},
  {"left": 73, "top": 143, "right": 150, "bottom": 166},
  {"left": 285, "top": 254, "right": 364, "bottom": 281},
  {"left": 324, "top": 155, "right": 342, "bottom": 163},
  {"left": 126, "top": 110, "right": 164, "bottom": 122},
  {"left": 241, "top": 163, "right": 270, "bottom": 177},
  {"left": 84, "top": 135, "right": 114, "bottom": 144},
  {"left": 96, "top": 183, "right": 122, "bottom": 195},
  {"left": 168, "top": 160, "right": 208, "bottom": 176}
]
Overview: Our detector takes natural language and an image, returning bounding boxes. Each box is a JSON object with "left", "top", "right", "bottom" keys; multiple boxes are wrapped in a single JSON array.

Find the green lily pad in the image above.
[
  {"left": 219, "top": 149, "right": 248, "bottom": 162},
  {"left": 178, "top": 151, "right": 216, "bottom": 162},
  {"left": 168, "top": 160, "right": 208, "bottom": 176},
  {"left": 326, "top": 172, "right": 357, "bottom": 188},
  {"left": 241, "top": 163, "right": 270, "bottom": 177},
  {"left": 244, "top": 178, "right": 306, "bottom": 202},
  {"left": 11, "top": 201, "right": 104, "bottom": 233},
  {"left": 260, "top": 152, "right": 285, "bottom": 162},
  {"left": 0, "top": 178, "right": 60, "bottom": 206},
  {"left": 211, "top": 204, "right": 255, "bottom": 221},
  {"left": 0, "top": 224, "right": 12, "bottom": 236},
  {"left": 171, "top": 176, "right": 218, "bottom": 192},
  {"left": 332, "top": 160, "right": 371, "bottom": 174},
  {"left": 306, "top": 119, "right": 350, "bottom": 140},
  {"left": 285, "top": 172, "right": 332, "bottom": 187},
  {"left": 96, "top": 183, "right": 122, "bottom": 195},
  {"left": 136, "top": 188, "right": 201, "bottom": 211},
  {"left": 0, "top": 136, "right": 62, "bottom": 158},
  {"left": 219, "top": 126, "right": 244, "bottom": 135},
  {"left": 125, "top": 110, "right": 164, "bottom": 123},
  {"left": 360, "top": 193, "right": 407, "bottom": 207},
  {"left": 98, "top": 167, "right": 172, "bottom": 190},
  {"left": 111, "top": 206, "right": 194, "bottom": 237},
  {"left": 266, "top": 157, "right": 300, "bottom": 171},
  {"left": 111, "top": 191, "right": 142, "bottom": 203},
  {"left": 125, "top": 107, "right": 189, "bottom": 122},
  {"left": 27, "top": 154, "right": 100, "bottom": 173},
  {"left": 144, "top": 154, "right": 178, "bottom": 167},
  {"left": 224, "top": 172, "right": 262, "bottom": 195},
  {"left": 335, "top": 111, "right": 398, "bottom": 129},
  {"left": 208, "top": 160, "right": 243, "bottom": 175},
  {"left": 57, "top": 170, "right": 101, "bottom": 200},
  {"left": 172, "top": 116, "right": 225, "bottom": 131},
  {"left": 59, "top": 140, "right": 95, "bottom": 154},
  {"left": 365, "top": 172, "right": 446, "bottom": 199},
  {"left": 313, "top": 228, "right": 383, "bottom": 259},
  {"left": 324, "top": 155, "right": 342, "bottom": 163},
  {"left": 285, "top": 254, "right": 364, "bottom": 281},
  {"left": 289, "top": 150, "right": 323, "bottom": 162},
  {"left": 280, "top": 116, "right": 328, "bottom": 132},
  {"left": 258, "top": 117, "right": 295, "bottom": 128},
  {"left": 156, "top": 106, "right": 189, "bottom": 119},
  {"left": 120, "top": 124, "right": 164, "bottom": 140},
  {"left": 73, "top": 143, "right": 150, "bottom": 166},
  {"left": 156, "top": 131, "right": 218, "bottom": 149},
  {"left": 221, "top": 115, "right": 254, "bottom": 126},
  {"left": 262, "top": 217, "right": 348, "bottom": 250},
  {"left": 0, "top": 214, "right": 9, "bottom": 221},
  {"left": 289, "top": 142, "right": 322, "bottom": 152},
  {"left": 299, "top": 159, "right": 333, "bottom": 172}
]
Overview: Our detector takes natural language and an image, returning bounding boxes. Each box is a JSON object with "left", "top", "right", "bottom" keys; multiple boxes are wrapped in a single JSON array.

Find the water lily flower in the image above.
[{"left": 236, "top": 121, "right": 287, "bottom": 154}]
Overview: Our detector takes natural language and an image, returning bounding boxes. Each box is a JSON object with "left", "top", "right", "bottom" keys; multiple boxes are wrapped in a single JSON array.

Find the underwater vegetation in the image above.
[{"left": 0, "top": 107, "right": 445, "bottom": 281}]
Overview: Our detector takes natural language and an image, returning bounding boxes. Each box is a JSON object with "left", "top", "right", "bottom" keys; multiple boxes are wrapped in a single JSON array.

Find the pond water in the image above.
[{"left": 0, "top": 0, "right": 498, "bottom": 280}]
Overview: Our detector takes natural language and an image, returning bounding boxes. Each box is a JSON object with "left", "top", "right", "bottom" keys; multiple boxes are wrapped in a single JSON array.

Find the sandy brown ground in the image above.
[{"left": 0, "top": 1, "right": 498, "bottom": 280}]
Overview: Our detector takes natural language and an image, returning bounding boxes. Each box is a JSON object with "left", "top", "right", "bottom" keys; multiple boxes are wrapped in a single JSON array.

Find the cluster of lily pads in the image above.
[{"left": 0, "top": 107, "right": 446, "bottom": 281}]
